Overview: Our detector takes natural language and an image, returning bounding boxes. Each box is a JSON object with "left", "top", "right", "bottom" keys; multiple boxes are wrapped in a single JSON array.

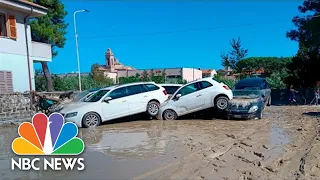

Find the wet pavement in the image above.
[{"left": 0, "top": 106, "right": 319, "bottom": 179}]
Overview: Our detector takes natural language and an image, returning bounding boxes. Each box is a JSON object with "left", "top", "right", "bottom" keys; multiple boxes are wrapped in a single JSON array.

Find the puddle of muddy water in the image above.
[
  {"left": 0, "top": 122, "right": 188, "bottom": 180},
  {"left": 263, "top": 123, "right": 291, "bottom": 165}
]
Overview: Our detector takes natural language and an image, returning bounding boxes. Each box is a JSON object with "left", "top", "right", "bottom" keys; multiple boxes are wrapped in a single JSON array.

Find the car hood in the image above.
[
  {"left": 60, "top": 102, "right": 89, "bottom": 113},
  {"left": 230, "top": 98, "right": 259, "bottom": 108}
]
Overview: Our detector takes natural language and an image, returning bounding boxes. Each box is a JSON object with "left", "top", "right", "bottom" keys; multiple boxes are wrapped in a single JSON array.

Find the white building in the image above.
[{"left": 0, "top": 0, "right": 52, "bottom": 93}]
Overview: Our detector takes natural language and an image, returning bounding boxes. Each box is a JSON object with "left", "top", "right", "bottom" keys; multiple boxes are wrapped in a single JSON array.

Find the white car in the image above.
[
  {"left": 156, "top": 77, "right": 233, "bottom": 120},
  {"left": 60, "top": 82, "right": 168, "bottom": 128}
]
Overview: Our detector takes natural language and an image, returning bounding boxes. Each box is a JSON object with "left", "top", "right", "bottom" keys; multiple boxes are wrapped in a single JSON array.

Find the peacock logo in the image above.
[{"left": 12, "top": 113, "right": 84, "bottom": 155}]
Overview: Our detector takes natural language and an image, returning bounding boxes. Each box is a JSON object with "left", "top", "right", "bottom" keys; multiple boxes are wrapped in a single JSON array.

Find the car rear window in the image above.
[
  {"left": 163, "top": 86, "right": 180, "bottom": 94},
  {"left": 212, "top": 77, "right": 222, "bottom": 83},
  {"left": 145, "top": 84, "right": 160, "bottom": 91}
]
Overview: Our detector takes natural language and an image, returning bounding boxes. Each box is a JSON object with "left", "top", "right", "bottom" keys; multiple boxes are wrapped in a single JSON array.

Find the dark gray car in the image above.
[
  {"left": 227, "top": 90, "right": 265, "bottom": 119},
  {"left": 234, "top": 77, "right": 271, "bottom": 106}
]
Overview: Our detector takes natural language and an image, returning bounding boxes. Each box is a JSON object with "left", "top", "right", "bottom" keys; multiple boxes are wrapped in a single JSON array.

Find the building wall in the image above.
[
  {"left": 104, "top": 72, "right": 117, "bottom": 83},
  {"left": 0, "top": 53, "right": 34, "bottom": 92},
  {"left": 0, "top": 7, "right": 31, "bottom": 56},
  {"left": 0, "top": 7, "right": 50, "bottom": 92},
  {"left": 182, "top": 68, "right": 202, "bottom": 82}
]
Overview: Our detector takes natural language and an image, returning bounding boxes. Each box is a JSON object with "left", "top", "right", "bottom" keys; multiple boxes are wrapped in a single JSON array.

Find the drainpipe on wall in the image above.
[
  {"left": 24, "top": 7, "right": 34, "bottom": 92},
  {"left": 25, "top": 8, "right": 34, "bottom": 109}
]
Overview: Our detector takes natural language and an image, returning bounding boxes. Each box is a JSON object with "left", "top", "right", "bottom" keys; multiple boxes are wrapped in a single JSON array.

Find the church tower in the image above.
[{"left": 105, "top": 48, "right": 115, "bottom": 67}]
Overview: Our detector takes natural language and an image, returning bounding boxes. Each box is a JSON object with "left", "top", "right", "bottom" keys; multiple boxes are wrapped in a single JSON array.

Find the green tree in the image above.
[
  {"left": 30, "top": 0, "right": 68, "bottom": 91},
  {"left": 220, "top": 37, "right": 248, "bottom": 72},
  {"left": 286, "top": 0, "right": 320, "bottom": 87},
  {"left": 236, "top": 57, "right": 292, "bottom": 76},
  {"left": 90, "top": 64, "right": 114, "bottom": 86}
]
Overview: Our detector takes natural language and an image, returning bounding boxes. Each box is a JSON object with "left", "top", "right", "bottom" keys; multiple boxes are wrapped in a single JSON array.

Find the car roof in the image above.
[
  {"left": 100, "top": 82, "right": 158, "bottom": 91},
  {"left": 236, "top": 78, "right": 265, "bottom": 85},
  {"left": 159, "top": 84, "right": 183, "bottom": 86}
]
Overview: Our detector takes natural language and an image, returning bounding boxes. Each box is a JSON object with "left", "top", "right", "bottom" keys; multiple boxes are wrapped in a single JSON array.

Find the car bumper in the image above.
[
  {"left": 228, "top": 112, "right": 257, "bottom": 119},
  {"left": 64, "top": 116, "right": 82, "bottom": 128}
]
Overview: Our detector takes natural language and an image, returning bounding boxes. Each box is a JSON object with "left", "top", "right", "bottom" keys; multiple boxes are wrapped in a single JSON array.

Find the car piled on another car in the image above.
[
  {"left": 157, "top": 77, "right": 233, "bottom": 120},
  {"left": 59, "top": 82, "right": 168, "bottom": 128}
]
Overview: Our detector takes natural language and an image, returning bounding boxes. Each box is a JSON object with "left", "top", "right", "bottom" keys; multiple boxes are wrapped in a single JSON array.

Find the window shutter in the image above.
[
  {"left": 0, "top": 71, "right": 13, "bottom": 94},
  {"left": 8, "top": 15, "right": 17, "bottom": 39}
]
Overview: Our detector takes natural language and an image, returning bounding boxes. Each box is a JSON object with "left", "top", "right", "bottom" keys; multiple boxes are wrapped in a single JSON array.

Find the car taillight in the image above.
[
  {"left": 223, "top": 85, "right": 230, "bottom": 90},
  {"left": 163, "top": 90, "right": 167, "bottom": 95}
]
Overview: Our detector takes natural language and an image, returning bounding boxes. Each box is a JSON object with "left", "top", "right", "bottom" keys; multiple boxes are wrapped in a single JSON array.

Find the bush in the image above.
[{"left": 35, "top": 69, "right": 114, "bottom": 91}]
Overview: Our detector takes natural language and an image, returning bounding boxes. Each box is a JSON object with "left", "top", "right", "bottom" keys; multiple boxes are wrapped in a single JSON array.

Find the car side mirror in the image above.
[
  {"left": 175, "top": 94, "right": 182, "bottom": 100},
  {"left": 103, "top": 97, "right": 112, "bottom": 103}
]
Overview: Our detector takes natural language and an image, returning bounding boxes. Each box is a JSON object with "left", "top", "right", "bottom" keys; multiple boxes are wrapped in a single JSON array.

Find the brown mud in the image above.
[{"left": 0, "top": 106, "right": 319, "bottom": 179}]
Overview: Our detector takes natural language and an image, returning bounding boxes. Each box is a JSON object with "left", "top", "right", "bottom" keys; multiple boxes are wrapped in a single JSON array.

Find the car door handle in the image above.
[
  {"left": 196, "top": 94, "right": 202, "bottom": 97},
  {"left": 144, "top": 96, "right": 148, "bottom": 98},
  {"left": 122, "top": 100, "right": 127, "bottom": 102}
]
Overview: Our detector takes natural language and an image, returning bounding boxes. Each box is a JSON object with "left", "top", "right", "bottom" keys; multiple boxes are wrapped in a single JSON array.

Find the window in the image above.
[
  {"left": 8, "top": 15, "right": 17, "bottom": 39},
  {"left": 127, "top": 85, "right": 143, "bottom": 96},
  {"left": 177, "top": 83, "right": 200, "bottom": 97},
  {"left": 0, "top": 13, "right": 7, "bottom": 37},
  {"left": 0, "top": 71, "right": 13, "bottom": 93},
  {"left": 163, "top": 86, "right": 180, "bottom": 94},
  {"left": 199, "top": 81, "right": 213, "bottom": 89},
  {"left": 212, "top": 77, "right": 222, "bottom": 83},
  {"left": 145, "top": 84, "right": 160, "bottom": 91},
  {"left": 85, "top": 90, "right": 109, "bottom": 102},
  {"left": 0, "top": 14, "right": 17, "bottom": 39},
  {"left": 108, "top": 87, "right": 127, "bottom": 99}
]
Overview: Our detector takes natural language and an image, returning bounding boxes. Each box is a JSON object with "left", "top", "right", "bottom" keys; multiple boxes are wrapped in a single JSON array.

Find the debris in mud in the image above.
[
  {"left": 253, "top": 152, "right": 264, "bottom": 158},
  {"left": 297, "top": 128, "right": 303, "bottom": 131},
  {"left": 265, "top": 166, "right": 275, "bottom": 172},
  {"left": 225, "top": 134, "right": 236, "bottom": 139},
  {"left": 233, "top": 155, "right": 256, "bottom": 165},
  {"left": 240, "top": 141, "right": 252, "bottom": 147},
  {"left": 263, "top": 145, "right": 268, "bottom": 149}
]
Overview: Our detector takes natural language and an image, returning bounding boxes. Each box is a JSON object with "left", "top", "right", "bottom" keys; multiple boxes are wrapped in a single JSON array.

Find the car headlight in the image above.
[
  {"left": 248, "top": 106, "right": 258, "bottom": 113},
  {"left": 65, "top": 112, "right": 78, "bottom": 118}
]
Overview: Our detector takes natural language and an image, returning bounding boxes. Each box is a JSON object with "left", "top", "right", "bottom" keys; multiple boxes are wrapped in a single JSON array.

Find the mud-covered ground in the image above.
[{"left": 0, "top": 106, "right": 319, "bottom": 180}]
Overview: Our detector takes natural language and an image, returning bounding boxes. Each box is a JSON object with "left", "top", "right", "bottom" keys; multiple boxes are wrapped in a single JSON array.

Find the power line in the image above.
[{"left": 74, "top": 15, "right": 320, "bottom": 39}]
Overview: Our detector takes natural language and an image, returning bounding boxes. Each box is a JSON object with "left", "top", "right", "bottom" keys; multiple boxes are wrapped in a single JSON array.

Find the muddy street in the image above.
[{"left": 0, "top": 106, "right": 319, "bottom": 180}]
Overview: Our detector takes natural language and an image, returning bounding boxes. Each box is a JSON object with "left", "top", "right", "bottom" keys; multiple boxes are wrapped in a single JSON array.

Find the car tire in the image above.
[
  {"left": 82, "top": 112, "right": 101, "bottom": 128},
  {"left": 267, "top": 97, "right": 271, "bottom": 106},
  {"left": 147, "top": 100, "right": 160, "bottom": 117},
  {"left": 215, "top": 96, "right": 229, "bottom": 111},
  {"left": 163, "top": 109, "right": 178, "bottom": 120}
]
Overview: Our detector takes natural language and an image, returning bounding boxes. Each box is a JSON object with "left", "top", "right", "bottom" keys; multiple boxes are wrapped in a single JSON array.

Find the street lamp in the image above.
[{"left": 73, "top": 9, "right": 89, "bottom": 92}]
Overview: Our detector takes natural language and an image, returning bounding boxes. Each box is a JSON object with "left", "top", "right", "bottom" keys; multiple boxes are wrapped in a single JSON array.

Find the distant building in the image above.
[
  {"left": 202, "top": 69, "right": 217, "bottom": 78},
  {"left": 117, "top": 68, "right": 202, "bottom": 83},
  {"left": 97, "top": 48, "right": 135, "bottom": 83}
]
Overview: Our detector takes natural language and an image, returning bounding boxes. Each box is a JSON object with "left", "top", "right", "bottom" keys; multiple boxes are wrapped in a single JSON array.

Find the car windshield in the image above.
[
  {"left": 73, "top": 90, "right": 91, "bottom": 102},
  {"left": 84, "top": 89, "right": 110, "bottom": 102},
  {"left": 233, "top": 90, "right": 261, "bottom": 99}
]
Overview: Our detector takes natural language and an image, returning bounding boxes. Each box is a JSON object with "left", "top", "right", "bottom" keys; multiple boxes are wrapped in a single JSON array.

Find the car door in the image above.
[
  {"left": 126, "top": 85, "right": 148, "bottom": 114},
  {"left": 171, "top": 82, "right": 204, "bottom": 115},
  {"left": 102, "top": 87, "right": 130, "bottom": 120},
  {"left": 198, "top": 80, "right": 214, "bottom": 108}
]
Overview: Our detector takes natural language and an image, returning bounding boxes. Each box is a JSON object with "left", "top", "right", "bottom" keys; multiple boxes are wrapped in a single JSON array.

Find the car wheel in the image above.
[
  {"left": 215, "top": 96, "right": 229, "bottom": 111},
  {"left": 163, "top": 109, "right": 178, "bottom": 120},
  {"left": 147, "top": 101, "right": 160, "bottom": 117},
  {"left": 267, "top": 97, "right": 271, "bottom": 106},
  {"left": 82, "top": 112, "right": 101, "bottom": 128}
]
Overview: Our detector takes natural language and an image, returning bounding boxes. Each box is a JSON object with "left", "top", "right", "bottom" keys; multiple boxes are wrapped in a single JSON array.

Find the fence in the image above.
[{"left": 271, "top": 88, "right": 316, "bottom": 105}]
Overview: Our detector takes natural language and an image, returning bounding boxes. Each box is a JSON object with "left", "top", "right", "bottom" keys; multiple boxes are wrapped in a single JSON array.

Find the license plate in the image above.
[{"left": 234, "top": 115, "right": 242, "bottom": 118}]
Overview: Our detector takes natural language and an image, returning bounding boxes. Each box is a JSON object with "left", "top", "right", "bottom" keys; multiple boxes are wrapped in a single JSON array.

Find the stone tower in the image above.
[{"left": 105, "top": 48, "right": 115, "bottom": 67}]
